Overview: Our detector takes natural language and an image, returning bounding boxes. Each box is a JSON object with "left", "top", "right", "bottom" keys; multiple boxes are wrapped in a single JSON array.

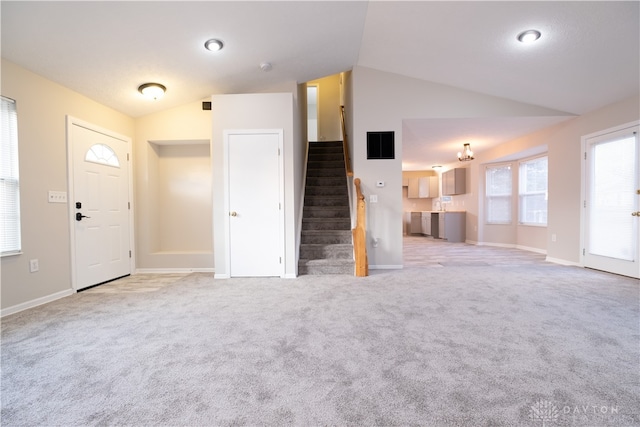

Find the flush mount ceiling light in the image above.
[
  {"left": 517, "top": 29, "right": 541, "bottom": 43},
  {"left": 138, "top": 83, "right": 166, "bottom": 100},
  {"left": 204, "top": 38, "right": 224, "bottom": 52},
  {"left": 457, "top": 143, "right": 474, "bottom": 162},
  {"left": 432, "top": 165, "right": 443, "bottom": 169}
]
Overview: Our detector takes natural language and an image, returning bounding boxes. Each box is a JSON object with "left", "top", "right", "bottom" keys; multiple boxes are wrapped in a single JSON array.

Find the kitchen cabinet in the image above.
[
  {"left": 442, "top": 168, "right": 466, "bottom": 195},
  {"left": 410, "top": 212, "right": 422, "bottom": 234},
  {"left": 407, "top": 176, "right": 438, "bottom": 198},
  {"left": 434, "top": 212, "right": 466, "bottom": 242},
  {"left": 421, "top": 212, "right": 431, "bottom": 235}
]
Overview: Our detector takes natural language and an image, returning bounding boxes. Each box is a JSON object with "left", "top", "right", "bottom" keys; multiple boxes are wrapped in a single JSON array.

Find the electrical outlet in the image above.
[
  {"left": 48, "top": 191, "right": 67, "bottom": 203},
  {"left": 29, "top": 259, "right": 39, "bottom": 273},
  {"left": 551, "top": 234, "right": 557, "bottom": 242}
]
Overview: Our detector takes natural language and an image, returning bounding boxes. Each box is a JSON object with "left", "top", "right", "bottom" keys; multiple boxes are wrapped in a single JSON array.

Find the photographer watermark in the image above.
[{"left": 529, "top": 400, "right": 621, "bottom": 426}]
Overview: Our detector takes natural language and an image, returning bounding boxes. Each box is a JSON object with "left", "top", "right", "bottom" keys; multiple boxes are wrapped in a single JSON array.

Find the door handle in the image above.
[
  {"left": 230, "top": 211, "right": 238, "bottom": 217},
  {"left": 632, "top": 212, "right": 640, "bottom": 216},
  {"left": 76, "top": 212, "right": 91, "bottom": 221}
]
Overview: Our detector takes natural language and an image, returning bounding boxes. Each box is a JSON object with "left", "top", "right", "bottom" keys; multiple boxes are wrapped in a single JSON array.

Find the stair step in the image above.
[
  {"left": 307, "top": 160, "right": 345, "bottom": 169},
  {"left": 306, "top": 176, "right": 347, "bottom": 187},
  {"left": 301, "top": 230, "right": 352, "bottom": 244},
  {"left": 304, "top": 196, "right": 349, "bottom": 206},
  {"left": 307, "top": 168, "right": 346, "bottom": 177},
  {"left": 304, "top": 186, "right": 348, "bottom": 196},
  {"left": 300, "top": 243, "right": 353, "bottom": 260},
  {"left": 309, "top": 141, "right": 344, "bottom": 150},
  {"left": 303, "top": 206, "right": 350, "bottom": 218},
  {"left": 309, "top": 153, "right": 344, "bottom": 162},
  {"left": 298, "top": 258, "right": 354, "bottom": 275},
  {"left": 302, "top": 218, "right": 351, "bottom": 230}
]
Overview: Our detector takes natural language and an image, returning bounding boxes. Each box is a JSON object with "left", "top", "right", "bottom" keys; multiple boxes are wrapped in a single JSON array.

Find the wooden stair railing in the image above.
[
  {"left": 353, "top": 178, "right": 368, "bottom": 277},
  {"left": 340, "top": 105, "right": 353, "bottom": 177}
]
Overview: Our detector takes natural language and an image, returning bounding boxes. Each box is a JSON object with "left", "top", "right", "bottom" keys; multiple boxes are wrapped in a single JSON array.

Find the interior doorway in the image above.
[
  {"left": 224, "top": 129, "right": 285, "bottom": 277},
  {"left": 307, "top": 84, "right": 318, "bottom": 142}
]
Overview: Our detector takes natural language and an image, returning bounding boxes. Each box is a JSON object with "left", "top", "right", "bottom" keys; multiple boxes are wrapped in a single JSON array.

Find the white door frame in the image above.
[
  {"left": 223, "top": 129, "right": 285, "bottom": 277},
  {"left": 66, "top": 116, "right": 135, "bottom": 291},
  {"left": 580, "top": 120, "right": 639, "bottom": 277}
]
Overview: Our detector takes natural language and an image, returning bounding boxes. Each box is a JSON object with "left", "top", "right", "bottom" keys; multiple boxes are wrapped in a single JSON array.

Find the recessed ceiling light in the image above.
[
  {"left": 204, "top": 38, "right": 224, "bottom": 52},
  {"left": 138, "top": 83, "right": 166, "bottom": 100},
  {"left": 517, "top": 29, "right": 541, "bottom": 43},
  {"left": 432, "top": 165, "right": 442, "bottom": 169}
]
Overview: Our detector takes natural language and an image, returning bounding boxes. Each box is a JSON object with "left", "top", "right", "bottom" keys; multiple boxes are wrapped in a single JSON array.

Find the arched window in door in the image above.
[{"left": 85, "top": 143, "right": 120, "bottom": 168}]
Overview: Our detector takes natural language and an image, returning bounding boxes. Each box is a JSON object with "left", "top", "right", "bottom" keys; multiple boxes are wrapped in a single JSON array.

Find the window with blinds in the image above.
[
  {"left": 486, "top": 164, "right": 512, "bottom": 224},
  {"left": 1, "top": 96, "right": 22, "bottom": 256},
  {"left": 519, "top": 156, "right": 548, "bottom": 226}
]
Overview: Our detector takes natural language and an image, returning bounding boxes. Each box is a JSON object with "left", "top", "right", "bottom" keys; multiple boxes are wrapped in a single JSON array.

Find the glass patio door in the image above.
[{"left": 583, "top": 124, "right": 639, "bottom": 278}]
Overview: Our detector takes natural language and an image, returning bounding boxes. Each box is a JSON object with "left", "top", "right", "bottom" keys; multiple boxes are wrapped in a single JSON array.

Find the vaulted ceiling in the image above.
[{"left": 2, "top": 1, "right": 638, "bottom": 168}]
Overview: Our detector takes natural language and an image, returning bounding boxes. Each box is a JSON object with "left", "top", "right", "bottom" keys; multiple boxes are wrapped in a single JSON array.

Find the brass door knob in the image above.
[
  {"left": 230, "top": 211, "right": 238, "bottom": 217},
  {"left": 632, "top": 212, "right": 640, "bottom": 216}
]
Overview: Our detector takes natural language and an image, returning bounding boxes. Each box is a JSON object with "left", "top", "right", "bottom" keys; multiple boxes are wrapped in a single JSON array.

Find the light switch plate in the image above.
[
  {"left": 369, "top": 195, "right": 378, "bottom": 203},
  {"left": 48, "top": 191, "right": 67, "bottom": 203}
]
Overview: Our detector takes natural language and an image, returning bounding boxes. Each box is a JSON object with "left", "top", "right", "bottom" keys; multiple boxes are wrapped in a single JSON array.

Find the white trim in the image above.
[
  {"left": 214, "top": 273, "right": 231, "bottom": 279},
  {"left": 135, "top": 268, "right": 214, "bottom": 274},
  {"left": 370, "top": 264, "right": 403, "bottom": 270},
  {"left": 66, "top": 116, "right": 135, "bottom": 291},
  {"left": 283, "top": 273, "right": 297, "bottom": 279},
  {"left": 1, "top": 289, "right": 74, "bottom": 318},
  {"left": 545, "top": 256, "right": 582, "bottom": 267},
  {"left": 515, "top": 245, "right": 547, "bottom": 255}
]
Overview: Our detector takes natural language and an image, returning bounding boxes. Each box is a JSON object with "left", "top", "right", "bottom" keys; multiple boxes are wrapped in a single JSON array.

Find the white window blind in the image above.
[
  {"left": 1, "top": 96, "right": 22, "bottom": 256},
  {"left": 519, "top": 156, "right": 548, "bottom": 225},
  {"left": 486, "top": 164, "right": 512, "bottom": 224}
]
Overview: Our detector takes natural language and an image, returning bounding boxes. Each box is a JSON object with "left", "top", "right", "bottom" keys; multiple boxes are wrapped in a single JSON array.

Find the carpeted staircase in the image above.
[{"left": 299, "top": 141, "right": 354, "bottom": 275}]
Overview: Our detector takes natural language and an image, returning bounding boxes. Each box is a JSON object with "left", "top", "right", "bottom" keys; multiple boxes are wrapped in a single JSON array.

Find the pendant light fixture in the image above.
[{"left": 457, "top": 143, "right": 474, "bottom": 162}]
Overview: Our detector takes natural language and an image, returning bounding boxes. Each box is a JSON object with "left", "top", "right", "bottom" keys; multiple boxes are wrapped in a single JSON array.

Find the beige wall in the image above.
[
  {"left": 1, "top": 59, "right": 135, "bottom": 312},
  {"left": 472, "top": 95, "right": 640, "bottom": 263},
  {"left": 307, "top": 74, "right": 342, "bottom": 142},
  {"left": 134, "top": 100, "right": 213, "bottom": 270}
]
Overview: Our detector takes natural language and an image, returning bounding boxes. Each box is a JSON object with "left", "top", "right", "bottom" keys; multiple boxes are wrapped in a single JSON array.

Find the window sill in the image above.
[{"left": 1, "top": 250, "right": 23, "bottom": 258}]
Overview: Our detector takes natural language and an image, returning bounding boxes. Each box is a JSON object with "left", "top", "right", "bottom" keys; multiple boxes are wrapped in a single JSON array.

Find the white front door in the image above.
[
  {"left": 69, "top": 120, "right": 132, "bottom": 290},
  {"left": 583, "top": 123, "right": 639, "bottom": 279},
  {"left": 225, "top": 130, "right": 284, "bottom": 277}
]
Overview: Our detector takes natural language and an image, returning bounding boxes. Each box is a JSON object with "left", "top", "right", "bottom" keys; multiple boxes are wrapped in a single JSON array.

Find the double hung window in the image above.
[{"left": 1, "top": 96, "right": 21, "bottom": 256}]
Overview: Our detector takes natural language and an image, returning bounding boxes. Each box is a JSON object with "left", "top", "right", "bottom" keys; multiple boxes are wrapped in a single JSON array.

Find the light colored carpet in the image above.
[{"left": 2, "top": 239, "right": 639, "bottom": 426}]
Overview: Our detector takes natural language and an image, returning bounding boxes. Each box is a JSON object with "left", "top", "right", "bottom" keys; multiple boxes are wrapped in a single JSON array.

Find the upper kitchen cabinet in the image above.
[
  {"left": 442, "top": 168, "right": 466, "bottom": 195},
  {"left": 407, "top": 176, "right": 439, "bottom": 198}
]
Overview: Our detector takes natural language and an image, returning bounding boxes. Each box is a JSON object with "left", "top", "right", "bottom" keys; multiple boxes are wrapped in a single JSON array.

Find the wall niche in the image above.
[{"left": 147, "top": 140, "right": 212, "bottom": 254}]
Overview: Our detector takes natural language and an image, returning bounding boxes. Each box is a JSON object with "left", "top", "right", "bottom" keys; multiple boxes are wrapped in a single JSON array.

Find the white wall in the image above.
[
  {"left": 1, "top": 59, "right": 135, "bottom": 313},
  {"left": 211, "top": 91, "right": 301, "bottom": 278}
]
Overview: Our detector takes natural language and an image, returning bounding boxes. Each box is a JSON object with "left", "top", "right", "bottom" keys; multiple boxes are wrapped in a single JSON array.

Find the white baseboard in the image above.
[
  {"left": 515, "top": 245, "right": 547, "bottom": 255},
  {"left": 283, "top": 274, "right": 297, "bottom": 279},
  {"left": 1, "top": 288, "right": 75, "bottom": 318},
  {"left": 370, "top": 265, "right": 403, "bottom": 270},
  {"left": 135, "top": 268, "right": 214, "bottom": 274},
  {"left": 214, "top": 273, "right": 231, "bottom": 279},
  {"left": 470, "top": 241, "right": 547, "bottom": 255},
  {"left": 545, "top": 257, "right": 582, "bottom": 267}
]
